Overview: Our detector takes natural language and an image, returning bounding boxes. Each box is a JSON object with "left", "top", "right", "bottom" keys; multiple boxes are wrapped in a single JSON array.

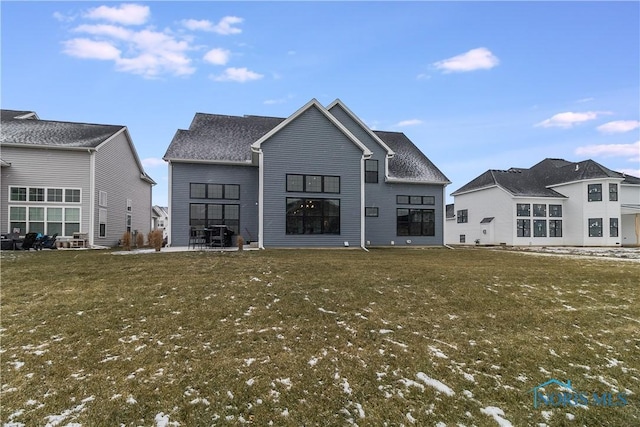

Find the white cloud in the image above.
[
  {"left": 85, "top": 4, "right": 150, "bottom": 26},
  {"left": 74, "top": 24, "right": 133, "bottom": 40},
  {"left": 211, "top": 67, "right": 263, "bottom": 82},
  {"left": 575, "top": 141, "right": 640, "bottom": 161},
  {"left": 53, "top": 11, "right": 75, "bottom": 23},
  {"left": 597, "top": 120, "right": 640, "bottom": 134},
  {"left": 396, "top": 119, "right": 423, "bottom": 127},
  {"left": 433, "top": 47, "right": 499, "bottom": 73},
  {"left": 142, "top": 157, "right": 166, "bottom": 168},
  {"left": 535, "top": 111, "right": 610, "bottom": 128},
  {"left": 617, "top": 168, "right": 640, "bottom": 178},
  {"left": 203, "top": 48, "right": 231, "bottom": 65},
  {"left": 182, "top": 16, "right": 243, "bottom": 35},
  {"left": 63, "top": 38, "right": 121, "bottom": 60}
]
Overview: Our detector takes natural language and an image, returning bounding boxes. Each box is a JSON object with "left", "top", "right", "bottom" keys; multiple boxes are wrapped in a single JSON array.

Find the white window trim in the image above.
[
  {"left": 9, "top": 186, "right": 82, "bottom": 204},
  {"left": 8, "top": 205, "right": 81, "bottom": 237}
]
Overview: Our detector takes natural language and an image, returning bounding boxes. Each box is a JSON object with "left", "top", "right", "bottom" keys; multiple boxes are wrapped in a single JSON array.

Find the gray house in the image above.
[
  {"left": 1, "top": 109, "right": 155, "bottom": 247},
  {"left": 163, "top": 99, "right": 450, "bottom": 248}
]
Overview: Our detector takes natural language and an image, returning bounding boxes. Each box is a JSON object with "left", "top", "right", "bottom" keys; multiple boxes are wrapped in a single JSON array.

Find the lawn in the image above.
[{"left": 1, "top": 247, "right": 639, "bottom": 426}]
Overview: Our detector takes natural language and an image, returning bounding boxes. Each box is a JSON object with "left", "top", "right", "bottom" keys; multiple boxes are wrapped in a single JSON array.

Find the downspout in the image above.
[
  {"left": 88, "top": 149, "right": 95, "bottom": 247},
  {"left": 251, "top": 146, "right": 265, "bottom": 249},
  {"left": 167, "top": 161, "right": 173, "bottom": 246},
  {"left": 361, "top": 153, "right": 372, "bottom": 251}
]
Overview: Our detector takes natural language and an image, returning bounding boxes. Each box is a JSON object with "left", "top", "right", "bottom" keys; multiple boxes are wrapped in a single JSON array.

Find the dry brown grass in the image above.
[{"left": 1, "top": 248, "right": 638, "bottom": 425}]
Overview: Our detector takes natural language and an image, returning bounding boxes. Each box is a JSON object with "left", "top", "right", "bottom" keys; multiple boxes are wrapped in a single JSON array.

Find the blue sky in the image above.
[{"left": 2, "top": 1, "right": 638, "bottom": 206}]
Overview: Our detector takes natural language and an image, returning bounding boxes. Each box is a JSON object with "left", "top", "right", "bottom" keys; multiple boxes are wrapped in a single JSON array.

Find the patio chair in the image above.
[
  {"left": 188, "top": 228, "right": 206, "bottom": 249},
  {"left": 38, "top": 233, "right": 58, "bottom": 250},
  {"left": 21, "top": 232, "right": 39, "bottom": 250}
]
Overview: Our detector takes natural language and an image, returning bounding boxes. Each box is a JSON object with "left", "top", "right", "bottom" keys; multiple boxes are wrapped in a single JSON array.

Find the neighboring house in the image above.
[
  {"left": 163, "top": 99, "right": 450, "bottom": 248},
  {"left": 152, "top": 205, "right": 169, "bottom": 239},
  {"left": 446, "top": 158, "right": 640, "bottom": 247},
  {"left": 1, "top": 109, "right": 155, "bottom": 247}
]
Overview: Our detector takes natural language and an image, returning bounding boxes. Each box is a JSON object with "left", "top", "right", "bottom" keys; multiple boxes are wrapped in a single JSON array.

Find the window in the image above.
[
  {"left": 517, "top": 204, "right": 530, "bottom": 216},
  {"left": 365, "top": 159, "right": 378, "bottom": 183},
  {"left": 533, "top": 220, "right": 547, "bottom": 237},
  {"left": 549, "top": 220, "right": 562, "bottom": 237},
  {"left": 99, "top": 209, "right": 107, "bottom": 238},
  {"left": 99, "top": 191, "right": 108, "bottom": 207},
  {"left": 189, "top": 183, "right": 240, "bottom": 200},
  {"left": 65, "top": 208, "right": 80, "bottom": 236},
  {"left": 457, "top": 209, "right": 468, "bottom": 223},
  {"left": 48, "top": 189, "right": 63, "bottom": 202},
  {"left": 549, "top": 204, "right": 562, "bottom": 217},
  {"left": 286, "top": 198, "right": 340, "bottom": 234},
  {"left": 9, "top": 207, "right": 26, "bottom": 234},
  {"left": 517, "top": 219, "right": 531, "bottom": 237},
  {"left": 460, "top": 234, "right": 466, "bottom": 243},
  {"left": 286, "top": 175, "right": 340, "bottom": 194},
  {"left": 533, "top": 204, "right": 546, "bottom": 217},
  {"left": 610, "top": 218, "right": 619, "bottom": 237},
  {"left": 588, "top": 218, "right": 602, "bottom": 237},
  {"left": 29, "top": 207, "right": 45, "bottom": 234},
  {"left": 397, "top": 195, "right": 436, "bottom": 205},
  {"left": 10, "top": 187, "right": 26, "bottom": 201},
  {"left": 588, "top": 184, "right": 602, "bottom": 202},
  {"left": 125, "top": 214, "right": 132, "bottom": 233},
  {"left": 126, "top": 199, "right": 132, "bottom": 212},
  {"left": 397, "top": 208, "right": 435, "bottom": 236},
  {"left": 609, "top": 184, "right": 618, "bottom": 201},
  {"left": 47, "top": 208, "right": 63, "bottom": 236},
  {"left": 189, "top": 203, "right": 240, "bottom": 234},
  {"left": 29, "top": 188, "right": 45, "bottom": 202},
  {"left": 65, "top": 189, "right": 81, "bottom": 203},
  {"left": 365, "top": 207, "right": 379, "bottom": 217}
]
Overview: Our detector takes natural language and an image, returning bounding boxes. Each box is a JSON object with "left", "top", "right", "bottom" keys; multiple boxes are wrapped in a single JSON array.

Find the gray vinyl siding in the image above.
[
  {"left": 170, "top": 162, "right": 258, "bottom": 246},
  {"left": 0, "top": 146, "right": 91, "bottom": 236},
  {"left": 94, "top": 132, "right": 153, "bottom": 247},
  {"left": 261, "top": 105, "right": 363, "bottom": 247},
  {"left": 365, "top": 182, "right": 445, "bottom": 246}
]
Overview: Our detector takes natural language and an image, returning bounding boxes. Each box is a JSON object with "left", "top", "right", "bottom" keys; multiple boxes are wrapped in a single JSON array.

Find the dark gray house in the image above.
[
  {"left": 163, "top": 99, "right": 450, "bottom": 248},
  {"left": 1, "top": 109, "right": 155, "bottom": 247}
]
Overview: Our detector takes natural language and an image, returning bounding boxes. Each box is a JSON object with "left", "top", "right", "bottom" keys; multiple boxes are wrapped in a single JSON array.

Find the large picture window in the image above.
[
  {"left": 189, "top": 203, "right": 240, "bottom": 234},
  {"left": 517, "top": 204, "right": 530, "bottom": 216},
  {"left": 549, "top": 220, "right": 562, "bottom": 237},
  {"left": 397, "top": 208, "right": 435, "bottom": 236},
  {"left": 533, "top": 204, "right": 546, "bottom": 217},
  {"left": 286, "top": 175, "right": 340, "bottom": 194},
  {"left": 286, "top": 198, "right": 340, "bottom": 234},
  {"left": 190, "top": 183, "right": 240, "bottom": 200},
  {"left": 9, "top": 206, "right": 78, "bottom": 236},
  {"left": 533, "top": 220, "right": 547, "bottom": 237},
  {"left": 549, "top": 204, "right": 562, "bottom": 217}
]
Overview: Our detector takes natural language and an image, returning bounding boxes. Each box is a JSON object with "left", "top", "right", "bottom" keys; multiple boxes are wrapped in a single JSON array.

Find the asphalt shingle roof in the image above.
[
  {"left": 164, "top": 110, "right": 449, "bottom": 183},
  {"left": 452, "top": 157, "right": 640, "bottom": 196},
  {"left": 1, "top": 110, "right": 124, "bottom": 149}
]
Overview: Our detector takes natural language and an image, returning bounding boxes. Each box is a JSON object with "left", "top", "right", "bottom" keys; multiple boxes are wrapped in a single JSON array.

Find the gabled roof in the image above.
[
  {"left": 152, "top": 205, "right": 169, "bottom": 218},
  {"left": 374, "top": 130, "right": 450, "bottom": 184},
  {"left": 251, "top": 98, "right": 373, "bottom": 156},
  {"left": 164, "top": 113, "right": 284, "bottom": 163},
  {"left": 1, "top": 109, "right": 125, "bottom": 149},
  {"left": 0, "top": 109, "right": 155, "bottom": 185},
  {"left": 452, "top": 158, "right": 639, "bottom": 197},
  {"left": 164, "top": 99, "right": 449, "bottom": 184}
]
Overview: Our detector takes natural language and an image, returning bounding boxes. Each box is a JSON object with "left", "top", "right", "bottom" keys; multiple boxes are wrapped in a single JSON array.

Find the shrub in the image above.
[
  {"left": 136, "top": 232, "right": 145, "bottom": 248},
  {"left": 237, "top": 235, "right": 244, "bottom": 251},
  {"left": 148, "top": 229, "right": 163, "bottom": 252},
  {"left": 121, "top": 232, "right": 132, "bottom": 251}
]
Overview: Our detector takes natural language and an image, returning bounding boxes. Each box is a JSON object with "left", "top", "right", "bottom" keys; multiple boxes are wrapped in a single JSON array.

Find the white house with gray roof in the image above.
[
  {"left": 1, "top": 109, "right": 155, "bottom": 247},
  {"left": 446, "top": 158, "right": 640, "bottom": 247},
  {"left": 163, "top": 99, "right": 450, "bottom": 248}
]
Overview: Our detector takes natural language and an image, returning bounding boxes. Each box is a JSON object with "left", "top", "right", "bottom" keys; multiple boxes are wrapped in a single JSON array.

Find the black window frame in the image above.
[
  {"left": 610, "top": 218, "right": 619, "bottom": 237},
  {"left": 549, "top": 220, "right": 562, "bottom": 237},
  {"left": 189, "top": 203, "right": 240, "bottom": 234},
  {"left": 286, "top": 198, "right": 340, "bottom": 235},
  {"left": 588, "top": 184, "right": 602, "bottom": 202},
  {"left": 549, "top": 204, "right": 562, "bottom": 217},
  {"left": 517, "top": 219, "right": 531, "bottom": 237},
  {"left": 533, "top": 219, "right": 547, "bottom": 237},
  {"left": 190, "top": 183, "right": 240, "bottom": 200},
  {"left": 397, "top": 195, "right": 436, "bottom": 205},
  {"left": 365, "top": 159, "right": 378, "bottom": 183},
  {"left": 457, "top": 209, "right": 468, "bottom": 223},
  {"left": 533, "top": 204, "right": 546, "bottom": 217},
  {"left": 588, "top": 218, "right": 603, "bottom": 237},
  {"left": 609, "top": 184, "right": 618, "bottom": 201},
  {"left": 517, "top": 203, "right": 530, "bottom": 217},
  {"left": 396, "top": 208, "right": 435, "bottom": 236},
  {"left": 10, "top": 187, "right": 27, "bottom": 201},
  {"left": 286, "top": 174, "right": 340, "bottom": 194}
]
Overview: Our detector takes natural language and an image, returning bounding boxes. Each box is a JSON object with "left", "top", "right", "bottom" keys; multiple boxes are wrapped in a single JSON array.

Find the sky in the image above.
[{"left": 2, "top": 1, "right": 639, "bottom": 207}]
